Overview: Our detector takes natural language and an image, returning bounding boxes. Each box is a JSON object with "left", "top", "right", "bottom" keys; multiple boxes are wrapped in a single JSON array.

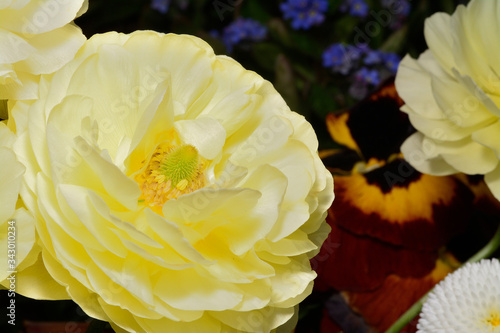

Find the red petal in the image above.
[
  {"left": 332, "top": 161, "right": 474, "bottom": 251},
  {"left": 314, "top": 221, "right": 437, "bottom": 292},
  {"left": 345, "top": 256, "right": 456, "bottom": 332}
]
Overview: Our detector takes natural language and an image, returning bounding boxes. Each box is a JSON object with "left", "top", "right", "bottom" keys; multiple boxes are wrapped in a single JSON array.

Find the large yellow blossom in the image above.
[
  {"left": 0, "top": 0, "right": 88, "bottom": 101},
  {"left": 396, "top": 0, "right": 500, "bottom": 200},
  {"left": 11, "top": 31, "right": 333, "bottom": 332}
]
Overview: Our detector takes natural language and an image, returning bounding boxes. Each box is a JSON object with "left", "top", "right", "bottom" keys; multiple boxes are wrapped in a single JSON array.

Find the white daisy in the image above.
[{"left": 418, "top": 259, "right": 500, "bottom": 332}]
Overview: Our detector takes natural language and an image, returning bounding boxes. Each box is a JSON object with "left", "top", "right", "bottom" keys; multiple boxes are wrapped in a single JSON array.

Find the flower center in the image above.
[
  {"left": 136, "top": 143, "right": 206, "bottom": 208},
  {"left": 486, "top": 312, "right": 500, "bottom": 327}
]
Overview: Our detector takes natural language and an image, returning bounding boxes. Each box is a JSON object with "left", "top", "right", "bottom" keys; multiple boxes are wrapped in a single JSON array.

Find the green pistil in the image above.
[{"left": 159, "top": 145, "right": 199, "bottom": 186}]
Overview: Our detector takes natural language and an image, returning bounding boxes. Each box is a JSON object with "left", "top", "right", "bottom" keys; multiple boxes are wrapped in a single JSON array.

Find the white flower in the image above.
[
  {"left": 418, "top": 259, "right": 500, "bottom": 333},
  {"left": 396, "top": 0, "right": 500, "bottom": 200}
]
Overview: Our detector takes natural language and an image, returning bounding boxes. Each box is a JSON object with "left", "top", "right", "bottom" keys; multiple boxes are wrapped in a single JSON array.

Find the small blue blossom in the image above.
[
  {"left": 322, "top": 43, "right": 363, "bottom": 75},
  {"left": 349, "top": 81, "right": 368, "bottom": 100},
  {"left": 151, "top": 0, "right": 189, "bottom": 14},
  {"left": 382, "top": 0, "right": 411, "bottom": 16},
  {"left": 355, "top": 67, "right": 381, "bottom": 86},
  {"left": 151, "top": 0, "right": 171, "bottom": 14},
  {"left": 280, "top": 0, "right": 329, "bottom": 30},
  {"left": 209, "top": 29, "right": 220, "bottom": 39},
  {"left": 363, "top": 50, "right": 384, "bottom": 65},
  {"left": 354, "top": 43, "right": 371, "bottom": 55},
  {"left": 340, "top": 0, "right": 369, "bottom": 18},
  {"left": 221, "top": 18, "right": 267, "bottom": 53},
  {"left": 349, "top": 0, "right": 369, "bottom": 17},
  {"left": 381, "top": 52, "right": 401, "bottom": 73},
  {"left": 381, "top": 0, "right": 411, "bottom": 29}
]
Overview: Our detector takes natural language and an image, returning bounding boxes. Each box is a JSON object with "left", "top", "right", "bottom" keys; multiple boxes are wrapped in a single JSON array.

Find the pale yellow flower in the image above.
[
  {"left": 396, "top": 0, "right": 500, "bottom": 200},
  {"left": 0, "top": 121, "right": 35, "bottom": 282},
  {"left": 12, "top": 31, "right": 333, "bottom": 332},
  {"left": 0, "top": 0, "right": 88, "bottom": 100}
]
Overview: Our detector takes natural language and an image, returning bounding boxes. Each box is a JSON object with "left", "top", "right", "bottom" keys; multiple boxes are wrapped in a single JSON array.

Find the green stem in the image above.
[
  {"left": 384, "top": 222, "right": 500, "bottom": 333},
  {"left": 384, "top": 292, "right": 428, "bottom": 333},
  {"left": 466, "top": 224, "right": 500, "bottom": 264}
]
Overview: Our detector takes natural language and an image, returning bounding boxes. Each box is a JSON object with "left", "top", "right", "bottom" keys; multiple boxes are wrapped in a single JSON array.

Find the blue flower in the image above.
[
  {"left": 349, "top": 81, "right": 368, "bottom": 100},
  {"left": 381, "top": 52, "right": 401, "bottom": 73},
  {"left": 349, "top": 0, "right": 369, "bottom": 17},
  {"left": 382, "top": 0, "right": 411, "bottom": 16},
  {"left": 363, "top": 50, "right": 384, "bottom": 65},
  {"left": 151, "top": 0, "right": 171, "bottom": 14},
  {"left": 151, "top": 0, "right": 189, "bottom": 14},
  {"left": 322, "top": 43, "right": 362, "bottom": 75},
  {"left": 381, "top": 0, "right": 411, "bottom": 29},
  {"left": 221, "top": 18, "right": 267, "bottom": 53},
  {"left": 280, "top": 0, "right": 329, "bottom": 30},
  {"left": 355, "top": 67, "right": 381, "bottom": 85},
  {"left": 340, "top": 0, "right": 369, "bottom": 18}
]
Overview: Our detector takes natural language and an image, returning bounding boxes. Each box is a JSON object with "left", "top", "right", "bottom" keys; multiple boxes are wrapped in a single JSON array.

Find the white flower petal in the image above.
[
  {"left": 418, "top": 259, "right": 500, "bottom": 333},
  {"left": 401, "top": 133, "right": 458, "bottom": 176},
  {"left": 397, "top": 0, "right": 500, "bottom": 182},
  {"left": 424, "top": 12, "right": 456, "bottom": 75},
  {"left": 485, "top": 164, "right": 500, "bottom": 202}
]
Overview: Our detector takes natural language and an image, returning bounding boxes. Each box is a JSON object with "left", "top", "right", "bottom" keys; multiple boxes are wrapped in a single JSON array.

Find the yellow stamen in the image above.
[
  {"left": 486, "top": 312, "right": 500, "bottom": 327},
  {"left": 135, "top": 143, "right": 207, "bottom": 210}
]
